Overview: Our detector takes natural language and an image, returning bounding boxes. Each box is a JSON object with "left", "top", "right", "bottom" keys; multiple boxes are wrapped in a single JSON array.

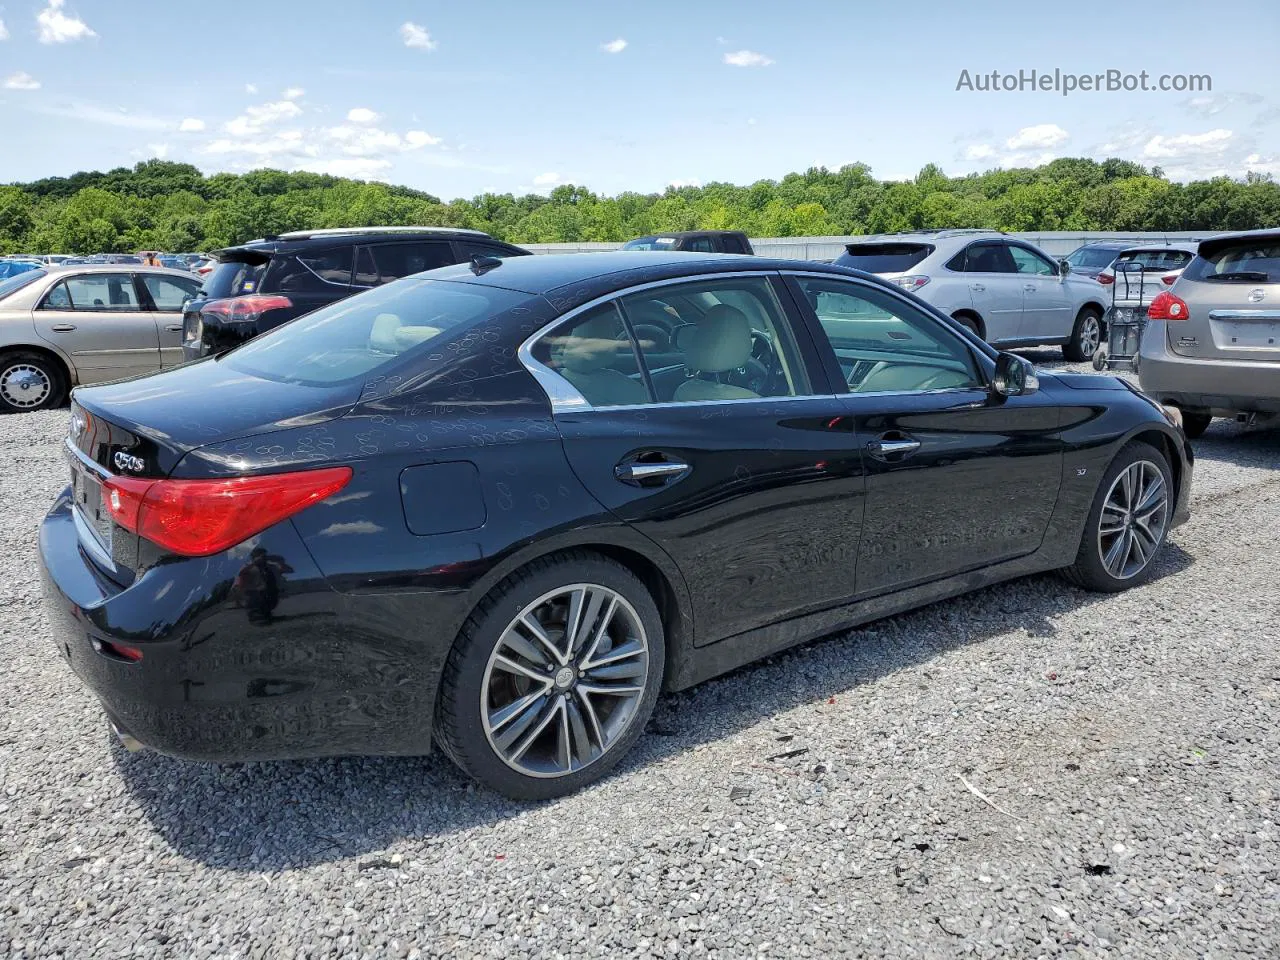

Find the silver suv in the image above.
[
  {"left": 835, "top": 230, "right": 1109, "bottom": 360},
  {"left": 1139, "top": 229, "right": 1280, "bottom": 437}
]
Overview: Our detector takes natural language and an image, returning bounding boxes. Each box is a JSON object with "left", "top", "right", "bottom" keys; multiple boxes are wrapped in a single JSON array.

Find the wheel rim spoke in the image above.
[
  {"left": 1097, "top": 459, "right": 1168, "bottom": 580},
  {"left": 481, "top": 581, "right": 650, "bottom": 779}
]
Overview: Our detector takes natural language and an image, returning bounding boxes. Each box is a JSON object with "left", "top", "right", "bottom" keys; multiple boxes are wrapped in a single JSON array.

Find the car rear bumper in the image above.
[
  {"left": 1139, "top": 325, "right": 1280, "bottom": 415},
  {"left": 38, "top": 489, "right": 448, "bottom": 762}
]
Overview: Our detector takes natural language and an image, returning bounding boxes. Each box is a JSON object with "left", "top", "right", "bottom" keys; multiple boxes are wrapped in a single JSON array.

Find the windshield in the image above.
[
  {"left": 622, "top": 237, "right": 680, "bottom": 251},
  {"left": 1183, "top": 241, "right": 1280, "bottom": 283},
  {"left": 1066, "top": 246, "right": 1123, "bottom": 269},
  {"left": 0, "top": 268, "right": 47, "bottom": 301},
  {"left": 222, "top": 277, "right": 527, "bottom": 387},
  {"left": 837, "top": 243, "right": 933, "bottom": 274}
]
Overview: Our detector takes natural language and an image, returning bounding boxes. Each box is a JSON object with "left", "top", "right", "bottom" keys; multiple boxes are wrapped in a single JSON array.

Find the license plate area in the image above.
[{"left": 71, "top": 461, "right": 113, "bottom": 555}]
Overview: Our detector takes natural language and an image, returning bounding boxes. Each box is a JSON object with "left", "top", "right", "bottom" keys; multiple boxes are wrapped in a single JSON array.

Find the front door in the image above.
[
  {"left": 1009, "top": 244, "right": 1072, "bottom": 342},
  {"left": 955, "top": 240, "right": 1023, "bottom": 343},
  {"left": 536, "top": 273, "right": 867, "bottom": 645},
  {"left": 783, "top": 273, "right": 1064, "bottom": 597},
  {"left": 34, "top": 273, "right": 161, "bottom": 383}
]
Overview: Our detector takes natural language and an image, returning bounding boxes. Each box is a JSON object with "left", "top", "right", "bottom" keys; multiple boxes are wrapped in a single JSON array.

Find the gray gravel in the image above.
[{"left": 3, "top": 358, "right": 1279, "bottom": 958}]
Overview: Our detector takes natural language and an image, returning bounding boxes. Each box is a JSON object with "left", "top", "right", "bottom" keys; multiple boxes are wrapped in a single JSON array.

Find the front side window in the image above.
[
  {"left": 795, "top": 277, "right": 983, "bottom": 394},
  {"left": 48, "top": 274, "right": 141, "bottom": 311},
  {"left": 1009, "top": 245, "right": 1057, "bottom": 276},
  {"left": 223, "top": 278, "right": 527, "bottom": 387},
  {"left": 952, "top": 242, "right": 1016, "bottom": 274}
]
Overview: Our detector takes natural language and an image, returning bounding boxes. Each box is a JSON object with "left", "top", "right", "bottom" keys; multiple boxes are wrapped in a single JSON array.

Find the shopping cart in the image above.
[{"left": 1091, "top": 260, "right": 1153, "bottom": 372}]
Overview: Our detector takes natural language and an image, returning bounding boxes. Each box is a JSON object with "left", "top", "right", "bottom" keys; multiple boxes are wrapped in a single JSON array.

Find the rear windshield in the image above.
[
  {"left": 1113, "top": 249, "right": 1194, "bottom": 270},
  {"left": 1065, "top": 246, "right": 1123, "bottom": 269},
  {"left": 1183, "top": 240, "right": 1280, "bottom": 283},
  {"left": 222, "top": 278, "right": 527, "bottom": 387},
  {"left": 837, "top": 243, "right": 933, "bottom": 273},
  {"left": 622, "top": 237, "right": 680, "bottom": 251},
  {"left": 202, "top": 258, "right": 268, "bottom": 299},
  {"left": 0, "top": 268, "right": 47, "bottom": 301}
]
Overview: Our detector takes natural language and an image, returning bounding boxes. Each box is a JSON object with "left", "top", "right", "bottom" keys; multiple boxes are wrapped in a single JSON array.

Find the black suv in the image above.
[
  {"left": 620, "top": 230, "right": 754, "bottom": 254},
  {"left": 182, "top": 227, "right": 530, "bottom": 360}
]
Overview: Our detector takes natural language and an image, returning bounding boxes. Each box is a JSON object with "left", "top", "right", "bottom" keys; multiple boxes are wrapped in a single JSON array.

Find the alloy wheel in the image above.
[
  {"left": 1097, "top": 460, "right": 1169, "bottom": 580},
  {"left": 1078, "top": 315, "right": 1101, "bottom": 358},
  {"left": 0, "top": 363, "right": 52, "bottom": 409},
  {"left": 481, "top": 583, "right": 651, "bottom": 779}
]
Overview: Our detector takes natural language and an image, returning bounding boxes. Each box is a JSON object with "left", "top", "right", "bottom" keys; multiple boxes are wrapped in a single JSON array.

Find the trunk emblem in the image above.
[
  {"left": 113, "top": 451, "right": 145, "bottom": 473},
  {"left": 1249, "top": 288, "right": 1266, "bottom": 302}
]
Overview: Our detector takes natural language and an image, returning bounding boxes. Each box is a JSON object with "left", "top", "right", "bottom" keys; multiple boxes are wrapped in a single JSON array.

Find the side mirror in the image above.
[
  {"left": 1058, "top": 259, "right": 1072, "bottom": 276},
  {"left": 992, "top": 352, "right": 1038, "bottom": 398}
]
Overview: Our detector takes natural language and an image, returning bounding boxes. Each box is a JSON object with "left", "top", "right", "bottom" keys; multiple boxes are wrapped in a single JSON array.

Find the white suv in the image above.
[{"left": 835, "top": 230, "right": 1110, "bottom": 360}]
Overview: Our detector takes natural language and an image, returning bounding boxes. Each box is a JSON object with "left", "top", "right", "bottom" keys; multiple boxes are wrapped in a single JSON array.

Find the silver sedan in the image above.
[{"left": 0, "top": 264, "right": 203, "bottom": 412}]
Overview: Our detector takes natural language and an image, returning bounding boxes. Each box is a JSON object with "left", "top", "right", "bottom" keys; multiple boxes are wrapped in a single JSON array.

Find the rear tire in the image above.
[
  {"left": 435, "top": 551, "right": 665, "bottom": 800},
  {"left": 0, "top": 351, "right": 66, "bottom": 413},
  {"left": 1180, "top": 411, "right": 1212, "bottom": 439},
  {"left": 1061, "top": 441, "right": 1173, "bottom": 593},
  {"left": 951, "top": 312, "right": 983, "bottom": 340},
  {"left": 1064, "top": 308, "right": 1103, "bottom": 363}
]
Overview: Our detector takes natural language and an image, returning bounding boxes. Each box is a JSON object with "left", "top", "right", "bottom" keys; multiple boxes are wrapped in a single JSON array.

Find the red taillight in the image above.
[
  {"left": 1147, "top": 291, "right": 1190, "bottom": 321},
  {"left": 1097, "top": 272, "right": 1114, "bottom": 285},
  {"left": 102, "top": 467, "right": 351, "bottom": 557},
  {"left": 201, "top": 294, "right": 293, "bottom": 323},
  {"left": 1161, "top": 273, "right": 1178, "bottom": 285}
]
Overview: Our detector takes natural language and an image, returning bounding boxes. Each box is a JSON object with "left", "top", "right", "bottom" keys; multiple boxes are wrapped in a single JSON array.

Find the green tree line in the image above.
[{"left": 2, "top": 157, "right": 1279, "bottom": 254}]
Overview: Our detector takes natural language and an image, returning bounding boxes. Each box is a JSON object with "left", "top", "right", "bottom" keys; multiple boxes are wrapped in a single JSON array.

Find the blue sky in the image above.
[{"left": 2, "top": 0, "right": 1278, "bottom": 199}]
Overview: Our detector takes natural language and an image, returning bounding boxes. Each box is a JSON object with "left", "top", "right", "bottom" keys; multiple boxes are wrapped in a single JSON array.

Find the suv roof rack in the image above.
[
  {"left": 275, "top": 226, "right": 492, "bottom": 240},
  {"left": 902, "top": 228, "right": 1006, "bottom": 238}
]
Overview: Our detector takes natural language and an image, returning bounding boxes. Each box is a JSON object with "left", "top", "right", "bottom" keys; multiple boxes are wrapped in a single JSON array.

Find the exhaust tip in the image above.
[{"left": 111, "top": 723, "right": 146, "bottom": 753}]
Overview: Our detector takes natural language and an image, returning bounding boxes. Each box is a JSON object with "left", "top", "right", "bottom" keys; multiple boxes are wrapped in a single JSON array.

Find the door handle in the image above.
[
  {"left": 615, "top": 458, "right": 690, "bottom": 485},
  {"left": 969, "top": 283, "right": 985, "bottom": 293},
  {"left": 51, "top": 323, "right": 77, "bottom": 332},
  {"left": 165, "top": 324, "right": 183, "bottom": 332},
  {"left": 1023, "top": 283, "right": 1037, "bottom": 292},
  {"left": 866, "top": 435, "right": 921, "bottom": 461}
]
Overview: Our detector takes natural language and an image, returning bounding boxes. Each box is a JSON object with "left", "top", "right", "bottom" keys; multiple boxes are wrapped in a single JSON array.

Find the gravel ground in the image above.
[{"left": 2, "top": 355, "right": 1279, "bottom": 959}]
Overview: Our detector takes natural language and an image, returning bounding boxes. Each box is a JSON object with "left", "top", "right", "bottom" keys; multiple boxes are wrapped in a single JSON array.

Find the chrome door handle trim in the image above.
[
  {"left": 615, "top": 461, "right": 690, "bottom": 482},
  {"left": 165, "top": 324, "right": 183, "bottom": 331},
  {"left": 867, "top": 438, "right": 921, "bottom": 459},
  {"left": 1023, "top": 284, "right": 1036, "bottom": 292},
  {"left": 51, "top": 323, "right": 77, "bottom": 332},
  {"left": 970, "top": 283, "right": 985, "bottom": 292}
]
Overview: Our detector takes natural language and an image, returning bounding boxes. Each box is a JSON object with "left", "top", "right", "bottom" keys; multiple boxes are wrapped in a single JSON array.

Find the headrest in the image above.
[
  {"left": 561, "top": 310, "right": 625, "bottom": 374},
  {"left": 680, "top": 304, "right": 752, "bottom": 374}
]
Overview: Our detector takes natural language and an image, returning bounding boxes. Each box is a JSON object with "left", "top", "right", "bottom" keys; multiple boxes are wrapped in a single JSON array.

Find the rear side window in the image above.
[
  {"left": 222, "top": 278, "right": 527, "bottom": 387},
  {"left": 838, "top": 243, "right": 933, "bottom": 273},
  {"left": 365, "top": 242, "right": 456, "bottom": 282},
  {"left": 143, "top": 275, "right": 201, "bottom": 310},
  {"left": 686, "top": 237, "right": 715, "bottom": 253},
  {"left": 265, "top": 247, "right": 355, "bottom": 294},
  {"left": 203, "top": 259, "right": 267, "bottom": 298},
  {"left": 1179, "top": 241, "right": 1280, "bottom": 283}
]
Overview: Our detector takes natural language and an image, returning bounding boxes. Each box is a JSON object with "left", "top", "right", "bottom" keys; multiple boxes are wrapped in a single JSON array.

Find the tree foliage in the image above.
[{"left": 2, "top": 157, "right": 1278, "bottom": 254}]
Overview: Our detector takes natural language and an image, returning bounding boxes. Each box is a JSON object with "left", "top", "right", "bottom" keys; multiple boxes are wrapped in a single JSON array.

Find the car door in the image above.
[
  {"left": 952, "top": 241, "right": 1022, "bottom": 342},
  {"left": 33, "top": 273, "right": 161, "bottom": 383},
  {"left": 536, "top": 272, "right": 868, "bottom": 646},
  {"left": 783, "top": 272, "right": 1064, "bottom": 598},
  {"left": 1009, "top": 243, "right": 1071, "bottom": 342},
  {"left": 138, "top": 273, "right": 203, "bottom": 367}
]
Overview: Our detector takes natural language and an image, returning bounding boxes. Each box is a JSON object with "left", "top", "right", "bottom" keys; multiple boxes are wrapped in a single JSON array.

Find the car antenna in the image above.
[{"left": 469, "top": 254, "right": 503, "bottom": 276}]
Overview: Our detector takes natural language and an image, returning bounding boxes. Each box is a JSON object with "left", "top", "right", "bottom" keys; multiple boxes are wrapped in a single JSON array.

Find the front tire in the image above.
[
  {"left": 435, "top": 551, "right": 665, "bottom": 800},
  {"left": 0, "top": 351, "right": 66, "bottom": 413},
  {"left": 1180, "top": 411, "right": 1212, "bottom": 439},
  {"left": 1061, "top": 441, "right": 1173, "bottom": 593},
  {"left": 1064, "top": 308, "right": 1103, "bottom": 363}
]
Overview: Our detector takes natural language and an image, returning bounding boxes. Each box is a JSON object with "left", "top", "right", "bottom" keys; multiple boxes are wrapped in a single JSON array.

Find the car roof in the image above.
[
  {"left": 427, "top": 251, "right": 868, "bottom": 298},
  {"left": 45, "top": 264, "right": 197, "bottom": 277},
  {"left": 220, "top": 226, "right": 502, "bottom": 256}
]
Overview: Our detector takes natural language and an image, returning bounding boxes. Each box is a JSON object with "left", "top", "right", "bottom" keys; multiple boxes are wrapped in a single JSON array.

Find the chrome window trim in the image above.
[{"left": 1208, "top": 309, "right": 1280, "bottom": 321}]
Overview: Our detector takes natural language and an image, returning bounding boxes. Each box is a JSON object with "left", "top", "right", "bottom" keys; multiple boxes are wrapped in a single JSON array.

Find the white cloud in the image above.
[
  {"left": 405, "top": 130, "right": 441, "bottom": 147},
  {"left": 747, "top": 117, "right": 757, "bottom": 126},
  {"left": 723, "top": 49, "right": 774, "bottom": 68},
  {"left": 533, "top": 172, "right": 561, "bottom": 186},
  {"left": 1182, "top": 92, "right": 1263, "bottom": 117},
  {"left": 282, "top": 87, "right": 305, "bottom": 101},
  {"left": 0, "top": 19, "right": 9, "bottom": 40},
  {"left": 1143, "top": 128, "right": 1234, "bottom": 159},
  {"left": 37, "top": 0, "right": 95, "bottom": 44},
  {"left": 224, "top": 99, "right": 303, "bottom": 136},
  {"left": 964, "top": 144, "right": 996, "bottom": 161},
  {"left": 32, "top": 100, "right": 167, "bottom": 129},
  {"left": 4, "top": 71, "right": 40, "bottom": 91},
  {"left": 178, "top": 117, "right": 205, "bottom": 132},
  {"left": 716, "top": 36, "right": 728, "bottom": 45},
  {"left": 347, "top": 107, "right": 380, "bottom": 124},
  {"left": 400, "top": 21, "right": 436, "bottom": 51},
  {"left": 147, "top": 143, "right": 170, "bottom": 159},
  {"left": 1005, "top": 123, "right": 1069, "bottom": 150},
  {"left": 245, "top": 83, "right": 257, "bottom": 94},
  {"left": 301, "top": 157, "right": 393, "bottom": 179},
  {"left": 601, "top": 37, "right": 627, "bottom": 54}
]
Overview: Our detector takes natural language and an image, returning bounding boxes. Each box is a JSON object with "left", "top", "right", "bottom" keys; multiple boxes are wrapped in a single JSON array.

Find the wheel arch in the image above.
[
  {"left": 1125, "top": 426, "right": 1185, "bottom": 506},
  {"left": 0, "top": 342, "right": 75, "bottom": 387},
  {"left": 950, "top": 309, "right": 986, "bottom": 340}
]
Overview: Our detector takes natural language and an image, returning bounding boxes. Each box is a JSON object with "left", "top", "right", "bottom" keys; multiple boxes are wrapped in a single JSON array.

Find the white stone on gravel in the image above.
[{"left": 1, "top": 353, "right": 1278, "bottom": 958}]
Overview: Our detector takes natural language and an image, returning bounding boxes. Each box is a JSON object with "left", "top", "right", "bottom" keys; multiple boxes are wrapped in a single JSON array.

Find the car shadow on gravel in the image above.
[{"left": 112, "top": 542, "right": 1195, "bottom": 872}]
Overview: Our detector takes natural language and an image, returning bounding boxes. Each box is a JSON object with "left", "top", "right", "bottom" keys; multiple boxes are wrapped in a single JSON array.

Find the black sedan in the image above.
[{"left": 39, "top": 252, "right": 1193, "bottom": 799}]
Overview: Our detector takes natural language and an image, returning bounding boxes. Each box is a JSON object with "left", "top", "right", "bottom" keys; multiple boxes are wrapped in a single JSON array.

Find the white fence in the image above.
[{"left": 524, "top": 232, "right": 1212, "bottom": 260}]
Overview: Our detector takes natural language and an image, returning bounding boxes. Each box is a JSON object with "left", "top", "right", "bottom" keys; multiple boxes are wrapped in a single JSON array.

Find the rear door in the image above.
[
  {"left": 784, "top": 272, "right": 1063, "bottom": 596},
  {"left": 1173, "top": 237, "right": 1280, "bottom": 363},
  {"left": 34, "top": 273, "right": 161, "bottom": 383},
  {"left": 1008, "top": 243, "right": 1072, "bottom": 341},
  {"left": 538, "top": 272, "right": 868, "bottom": 646},
  {"left": 951, "top": 241, "right": 1023, "bottom": 342},
  {"left": 138, "top": 273, "right": 202, "bottom": 366}
]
